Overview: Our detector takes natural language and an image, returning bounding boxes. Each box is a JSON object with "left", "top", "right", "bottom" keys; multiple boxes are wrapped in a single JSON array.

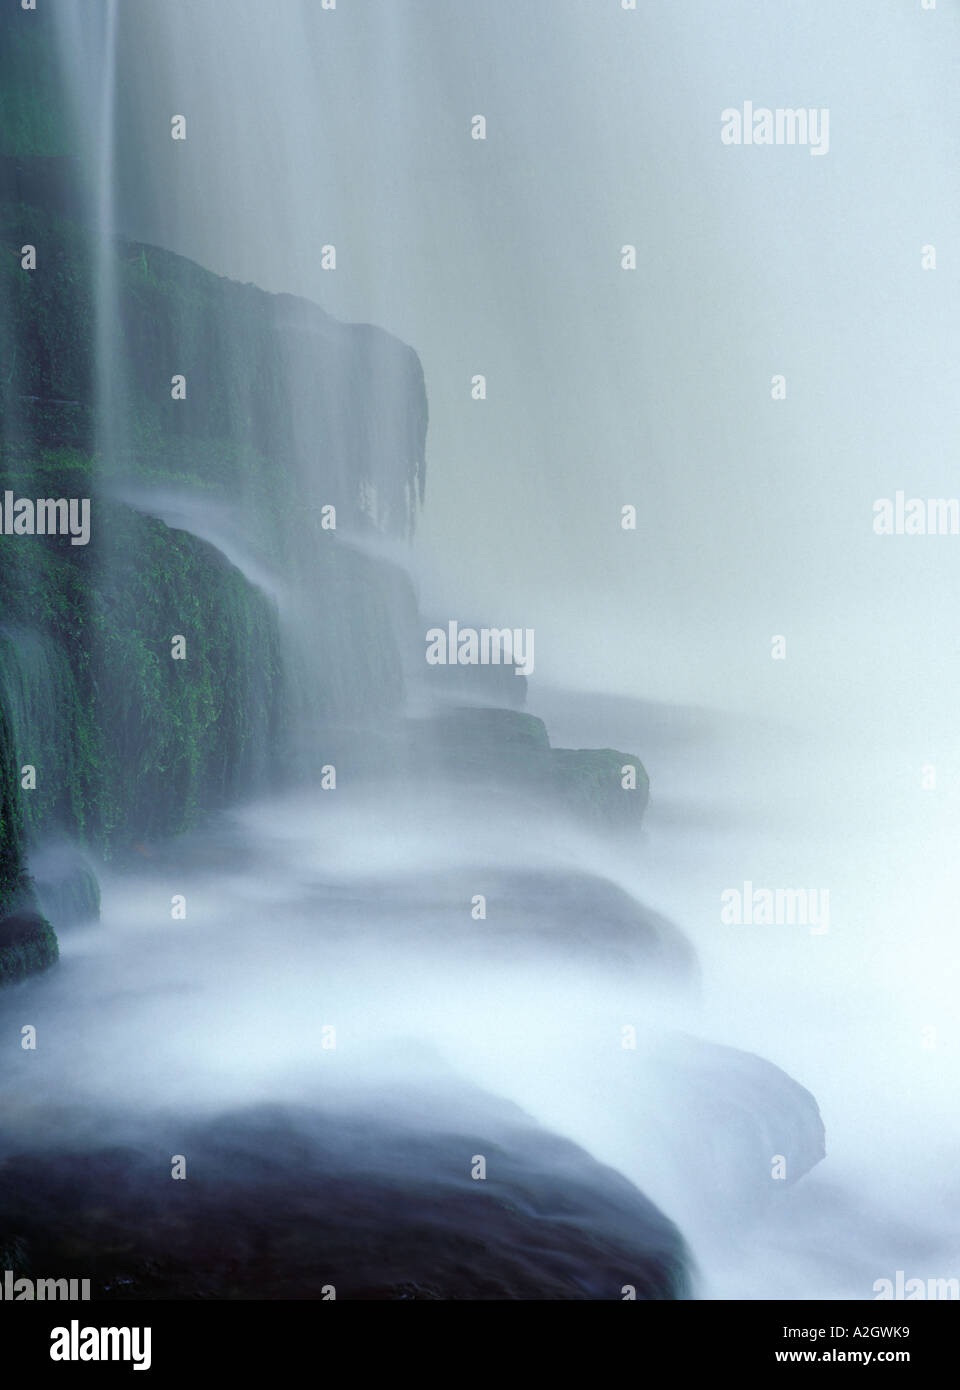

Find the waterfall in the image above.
[{"left": 0, "top": 0, "right": 956, "bottom": 1310}]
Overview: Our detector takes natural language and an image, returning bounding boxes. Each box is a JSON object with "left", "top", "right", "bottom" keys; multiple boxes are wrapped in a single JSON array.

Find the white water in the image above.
[
  {"left": 530, "top": 689, "right": 960, "bottom": 1296},
  {"left": 12, "top": 692, "right": 958, "bottom": 1297}
]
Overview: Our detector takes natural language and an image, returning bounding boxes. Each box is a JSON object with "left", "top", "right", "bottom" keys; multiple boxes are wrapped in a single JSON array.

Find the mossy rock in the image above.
[
  {"left": 409, "top": 707, "right": 649, "bottom": 830},
  {"left": 0, "top": 909, "right": 58, "bottom": 987},
  {"left": 551, "top": 747, "right": 650, "bottom": 828},
  {"left": 0, "top": 196, "right": 427, "bottom": 536},
  {"left": 0, "top": 701, "right": 25, "bottom": 916}
]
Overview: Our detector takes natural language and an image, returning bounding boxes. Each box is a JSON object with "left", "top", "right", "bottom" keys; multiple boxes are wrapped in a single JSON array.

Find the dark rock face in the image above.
[{"left": 0, "top": 1097, "right": 691, "bottom": 1301}]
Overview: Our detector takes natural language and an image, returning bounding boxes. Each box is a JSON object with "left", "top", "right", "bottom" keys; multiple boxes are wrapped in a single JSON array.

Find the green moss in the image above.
[
  {"left": 0, "top": 492, "right": 285, "bottom": 859},
  {"left": 0, "top": 442, "right": 287, "bottom": 966},
  {"left": 88, "top": 503, "right": 285, "bottom": 845}
]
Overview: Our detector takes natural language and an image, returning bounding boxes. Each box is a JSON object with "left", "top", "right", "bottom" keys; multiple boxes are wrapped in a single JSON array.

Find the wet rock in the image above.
[{"left": 0, "top": 1091, "right": 691, "bottom": 1301}]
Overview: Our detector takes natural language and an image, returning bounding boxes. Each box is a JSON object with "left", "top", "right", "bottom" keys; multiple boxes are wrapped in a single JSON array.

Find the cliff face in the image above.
[
  {"left": 0, "top": 207, "right": 427, "bottom": 969},
  {"left": 0, "top": 24, "right": 429, "bottom": 977},
  {"left": 0, "top": 9, "right": 647, "bottom": 987}
]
